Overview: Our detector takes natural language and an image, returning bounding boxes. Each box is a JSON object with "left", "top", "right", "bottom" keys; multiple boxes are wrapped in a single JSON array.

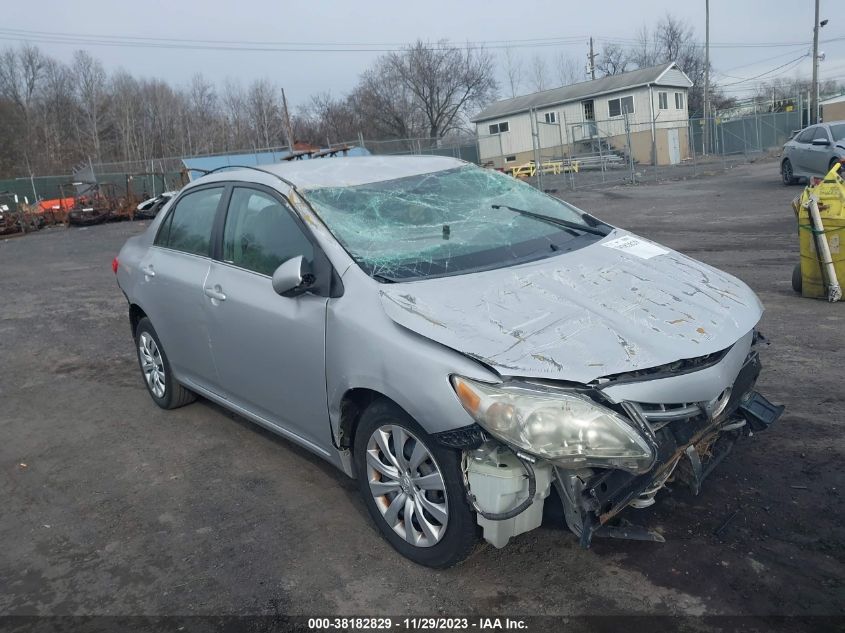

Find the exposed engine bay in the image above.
[{"left": 452, "top": 333, "right": 784, "bottom": 548}]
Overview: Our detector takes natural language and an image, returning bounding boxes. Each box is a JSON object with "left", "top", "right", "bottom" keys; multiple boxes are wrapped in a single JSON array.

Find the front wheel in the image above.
[{"left": 353, "top": 400, "right": 478, "bottom": 568}]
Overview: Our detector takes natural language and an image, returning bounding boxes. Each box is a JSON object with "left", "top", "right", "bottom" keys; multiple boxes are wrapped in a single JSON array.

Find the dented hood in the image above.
[{"left": 378, "top": 231, "right": 762, "bottom": 384}]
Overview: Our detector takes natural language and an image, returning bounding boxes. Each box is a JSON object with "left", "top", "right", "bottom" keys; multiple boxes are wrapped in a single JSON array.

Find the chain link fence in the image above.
[
  {"left": 475, "top": 103, "right": 804, "bottom": 193},
  {"left": 1, "top": 105, "right": 806, "bottom": 212}
]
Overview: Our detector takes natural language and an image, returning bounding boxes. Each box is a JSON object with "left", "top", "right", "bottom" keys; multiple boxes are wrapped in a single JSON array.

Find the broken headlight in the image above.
[{"left": 451, "top": 376, "right": 655, "bottom": 474}]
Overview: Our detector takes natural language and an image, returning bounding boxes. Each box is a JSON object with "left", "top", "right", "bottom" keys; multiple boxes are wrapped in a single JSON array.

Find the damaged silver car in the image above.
[{"left": 114, "top": 156, "right": 784, "bottom": 568}]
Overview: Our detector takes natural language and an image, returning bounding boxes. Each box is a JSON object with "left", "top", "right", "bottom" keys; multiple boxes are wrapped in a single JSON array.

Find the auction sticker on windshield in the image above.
[{"left": 600, "top": 235, "right": 669, "bottom": 259}]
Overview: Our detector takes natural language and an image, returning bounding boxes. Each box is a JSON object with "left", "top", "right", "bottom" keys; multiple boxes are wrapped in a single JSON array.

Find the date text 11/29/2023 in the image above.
[{"left": 307, "top": 617, "right": 529, "bottom": 630}]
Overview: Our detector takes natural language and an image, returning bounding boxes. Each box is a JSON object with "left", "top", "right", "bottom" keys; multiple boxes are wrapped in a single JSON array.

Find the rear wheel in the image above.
[
  {"left": 134, "top": 317, "right": 196, "bottom": 409},
  {"left": 353, "top": 399, "right": 478, "bottom": 568},
  {"left": 782, "top": 159, "right": 797, "bottom": 185}
]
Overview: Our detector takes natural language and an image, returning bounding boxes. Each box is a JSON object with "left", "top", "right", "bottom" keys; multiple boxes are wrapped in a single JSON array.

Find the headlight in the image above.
[{"left": 451, "top": 376, "right": 655, "bottom": 474}]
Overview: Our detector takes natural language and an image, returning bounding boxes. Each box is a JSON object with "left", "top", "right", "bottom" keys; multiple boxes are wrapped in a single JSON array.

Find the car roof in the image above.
[{"left": 194, "top": 155, "right": 467, "bottom": 191}]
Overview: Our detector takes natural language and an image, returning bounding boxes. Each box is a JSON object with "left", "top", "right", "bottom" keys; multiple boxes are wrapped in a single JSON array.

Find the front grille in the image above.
[{"left": 631, "top": 401, "right": 706, "bottom": 431}]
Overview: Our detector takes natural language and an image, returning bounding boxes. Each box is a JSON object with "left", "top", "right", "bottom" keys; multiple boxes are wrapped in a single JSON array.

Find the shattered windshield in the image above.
[{"left": 303, "top": 165, "right": 606, "bottom": 280}]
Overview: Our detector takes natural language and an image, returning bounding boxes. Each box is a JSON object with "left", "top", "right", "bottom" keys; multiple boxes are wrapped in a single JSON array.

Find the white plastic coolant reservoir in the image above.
[{"left": 466, "top": 448, "right": 553, "bottom": 548}]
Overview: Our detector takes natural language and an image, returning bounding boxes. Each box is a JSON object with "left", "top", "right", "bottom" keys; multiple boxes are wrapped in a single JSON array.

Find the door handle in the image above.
[
  {"left": 141, "top": 265, "right": 156, "bottom": 278},
  {"left": 204, "top": 286, "right": 227, "bottom": 302}
]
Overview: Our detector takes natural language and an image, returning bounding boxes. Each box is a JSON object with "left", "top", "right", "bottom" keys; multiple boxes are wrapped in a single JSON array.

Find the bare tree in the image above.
[
  {"left": 246, "top": 79, "right": 282, "bottom": 149},
  {"left": 553, "top": 52, "right": 581, "bottom": 86},
  {"left": 502, "top": 47, "right": 523, "bottom": 97},
  {"left": 72, "top": 50, "right": 108, "bottom": 161},
  {"left": 528, "top": 54, "right": 548, "bottom": 92},
  {"left": 596, "top": 43, "right": 629, "bottom": 76},
  {"left": 39, "top": 58, "right": 80, "bottom": 168},
  {"left": 0, "top": 44, "right": 46, "bottom": 169},
  {"left": 299, "top": 92, "right": 361, "bottom": 145},
  {"left": 354, "top": 58, "right": 422, "bottom": 143},
  {"left": 221, "top": 80, "right": 248, "bottom": 151},
  {"left": 386, "top": 40, "right": 498, "bottom": 141},
  {"left": 187, "top": 73, "right": 218, "bottom": 154}
]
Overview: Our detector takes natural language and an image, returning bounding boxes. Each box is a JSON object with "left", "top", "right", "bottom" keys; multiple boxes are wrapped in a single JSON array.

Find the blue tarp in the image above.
[{"left": 182, "top": 147, "right": 370, "bottom": 179}]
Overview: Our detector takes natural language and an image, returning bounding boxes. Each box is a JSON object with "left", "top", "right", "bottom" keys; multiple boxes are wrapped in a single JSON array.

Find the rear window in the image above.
[{"left": 155, "top": 187, "right": 223, "bottom": 257}]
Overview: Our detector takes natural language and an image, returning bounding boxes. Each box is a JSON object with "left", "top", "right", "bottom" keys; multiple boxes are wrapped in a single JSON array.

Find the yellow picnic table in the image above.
[{"left": 510, "top": 160, "right": 579, "bottom": 178}]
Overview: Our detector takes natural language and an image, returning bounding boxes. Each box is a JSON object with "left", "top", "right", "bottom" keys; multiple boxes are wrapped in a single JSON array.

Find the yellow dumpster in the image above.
[{"left": 792, "top": 162, "right": 845, "bottom": 299}]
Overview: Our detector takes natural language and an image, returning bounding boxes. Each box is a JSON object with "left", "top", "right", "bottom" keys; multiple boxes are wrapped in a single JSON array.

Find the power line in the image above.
[
  {"left": 0, "top": 26, "right": 843, "bottom": 54},
  {"left": 718, "top": 55, "right": 809, "bottom": 87}
]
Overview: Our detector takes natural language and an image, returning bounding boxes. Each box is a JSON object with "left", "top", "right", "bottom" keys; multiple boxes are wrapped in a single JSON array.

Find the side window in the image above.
[
  {"left": 155, "top": 187, "right": 223, "bottom": 256},
  {"left": 222, "top": 187, "right": 314, "bottom": 276},
  {"left": 796, "top": 127, "right": 817, "bottom": 143}
]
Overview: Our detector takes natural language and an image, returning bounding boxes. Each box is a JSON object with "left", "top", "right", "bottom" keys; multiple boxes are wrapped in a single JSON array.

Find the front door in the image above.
[
  {"left": 203, "top": 185, "right": 331, "bottom": 451},
  {"left": 582, "top": 100, "right": 596, "bottom": 138},
  {"left": 668, "top": 128, "right": 681, "bottom": 165},
  {"left": 807, "top": 127, "right": 832, "bottom": 175}
]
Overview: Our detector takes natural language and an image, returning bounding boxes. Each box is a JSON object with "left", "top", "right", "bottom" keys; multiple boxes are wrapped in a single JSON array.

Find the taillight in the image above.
[{"left": 112, "top": 257, "right": 119, "bottom": 274}]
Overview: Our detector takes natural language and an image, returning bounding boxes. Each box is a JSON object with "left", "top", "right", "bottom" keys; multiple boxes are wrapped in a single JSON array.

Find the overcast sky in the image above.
[{"left": 4, "top": 0, "right": 844, "bottom": 108}]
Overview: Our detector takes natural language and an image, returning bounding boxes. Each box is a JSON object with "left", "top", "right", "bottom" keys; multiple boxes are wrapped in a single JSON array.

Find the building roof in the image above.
[
  {"left": 193, "top": 155, "right": 466, "bottom": 190},
  {"left": 471, "top": 62, "right": 693, "bottom": 123},
  {"left": 821, "top": 93, "right": 845, "bottom": 106}
]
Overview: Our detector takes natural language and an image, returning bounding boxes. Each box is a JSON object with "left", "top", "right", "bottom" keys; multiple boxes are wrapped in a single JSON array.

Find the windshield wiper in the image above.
[
  {"left": 492, "top": 204, "right": 610, "bottom": 236},
  {"left": 372, "top": 273, "right": 398, "bottom": 284}
]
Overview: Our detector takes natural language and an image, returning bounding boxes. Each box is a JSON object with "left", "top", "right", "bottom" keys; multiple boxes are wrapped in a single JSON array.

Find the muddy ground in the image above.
[{"left": 0, "top": 159, "right": 842, "bottom": 630}]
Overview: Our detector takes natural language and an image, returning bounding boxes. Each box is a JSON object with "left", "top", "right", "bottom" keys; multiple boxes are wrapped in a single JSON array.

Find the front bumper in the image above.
[{"left": 560, "top": 351, "right": 784, "bottom": 547}]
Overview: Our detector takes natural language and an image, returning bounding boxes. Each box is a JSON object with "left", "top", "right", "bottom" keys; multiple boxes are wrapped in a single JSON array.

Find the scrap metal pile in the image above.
[{"left": 0, "top": 170, "right": 183, "bottom": 238}]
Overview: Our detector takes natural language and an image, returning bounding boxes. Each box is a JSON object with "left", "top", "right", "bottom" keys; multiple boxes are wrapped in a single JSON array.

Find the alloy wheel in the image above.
[
  {"left": 139, "top": 332, "right": 166, "bottom": 398},
  {"left": 365, "top": 425, "right": 449, "bottom": 547}
]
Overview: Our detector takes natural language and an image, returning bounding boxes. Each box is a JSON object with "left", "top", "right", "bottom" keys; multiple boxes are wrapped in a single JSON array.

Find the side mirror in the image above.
[
  {"left": 812, "top": 138, "right": 831, "bottom": 146},
  {"left": 272, "top": 256, "right": 315, "bottom": 297}
]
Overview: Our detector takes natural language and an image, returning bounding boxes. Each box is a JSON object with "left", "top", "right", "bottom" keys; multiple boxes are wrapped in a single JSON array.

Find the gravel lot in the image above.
[{"left": 1, "top": 159, "right": 842, "bottom": 627}]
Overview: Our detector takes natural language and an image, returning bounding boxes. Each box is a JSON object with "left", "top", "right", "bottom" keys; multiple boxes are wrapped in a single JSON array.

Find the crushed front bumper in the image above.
[{"left": 559, "top": 351, "right": 784, "bottom": 547}]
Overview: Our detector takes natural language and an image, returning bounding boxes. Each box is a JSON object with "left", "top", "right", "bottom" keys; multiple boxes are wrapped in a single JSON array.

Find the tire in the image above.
[
  {"left": 134, "top": 317, "right": 196, "bottom": 409},
  {"left": 353, "top": 399, "right": 478, "bottom": 568},
  {"left": 830, "top": 158, "right": 843, "bottom": 175},
  {"left": 782, "top": 159, "right": 797, "bottom": 185},
  {"left": 792, "top": 262, "right": 803, "bottom": 293}
]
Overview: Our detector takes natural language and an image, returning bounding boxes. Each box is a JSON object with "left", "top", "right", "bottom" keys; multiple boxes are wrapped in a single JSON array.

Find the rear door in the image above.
[
  {"left": 136, "top": 184, "right": 225, "bottom": 389},
  {"left": 203, "top": 185, "right": 332, "bottom": 451}
]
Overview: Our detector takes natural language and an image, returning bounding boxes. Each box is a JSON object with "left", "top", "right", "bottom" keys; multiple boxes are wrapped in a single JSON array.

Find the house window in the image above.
[
  {"left": 505, "top": 155, "right": 517, "bottom": 163},
  {"left": 608, "top": 95, "right": 634, "bottom": 118},
  {"left": 658, "top": 92, "right": 668, "bottom": 110},
  {"left": 544, "top": 112, "right": 558, "bottom": 124},
  {"left": 489, "top": 121, "right": 509, "bottom": 134},
  {"left": 675, "top": 92, "right": 685, "bottom": 110}
]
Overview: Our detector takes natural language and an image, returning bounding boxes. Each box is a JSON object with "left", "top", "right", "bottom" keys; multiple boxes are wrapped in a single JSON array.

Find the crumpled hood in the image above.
[{"left": 378, "top": 231, "right": 762, "bottom": 384}]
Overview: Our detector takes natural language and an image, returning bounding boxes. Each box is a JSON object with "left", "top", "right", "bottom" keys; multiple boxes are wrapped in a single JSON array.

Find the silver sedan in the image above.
[
  {"left": 115, "top": 156, "right": 782, "bottom": 567},
  {"left": 781, "top": 120, "right": 845, "bottom": 184}
]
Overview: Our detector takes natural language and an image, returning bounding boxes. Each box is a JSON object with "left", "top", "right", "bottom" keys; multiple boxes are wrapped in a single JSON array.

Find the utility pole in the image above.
[
  {"left": 587, "top": 37, "right": 596, "bottom": 80},
  {"left": 281, "top": 88, "right": 295, "bottom": 150},
  {"left": 703, "top": 0, "right": 710, "bottom": 155},
  {"left": 811, "top": 0, "right": 820, "bottom": 124}
]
